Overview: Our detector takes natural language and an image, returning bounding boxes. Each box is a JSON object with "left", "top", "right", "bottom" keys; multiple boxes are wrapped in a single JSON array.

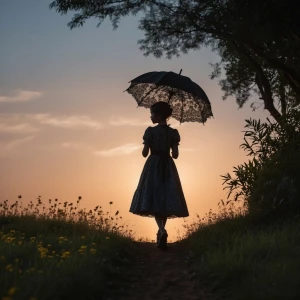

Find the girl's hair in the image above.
[{"left": 150, "top": 101, "right": 173, "bottom": 119}]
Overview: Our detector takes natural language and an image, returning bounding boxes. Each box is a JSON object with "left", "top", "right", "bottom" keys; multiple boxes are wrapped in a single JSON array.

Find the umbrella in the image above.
[{"left": 125, "top": 70, "right": 213, "bottom": 124}]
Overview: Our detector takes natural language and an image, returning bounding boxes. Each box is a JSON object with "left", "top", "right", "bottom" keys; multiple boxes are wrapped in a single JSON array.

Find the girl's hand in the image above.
[
  {"left": 171, "top": 145, "right": 179, "bottom": 159},
  {"left": 142, "top": 145, "right": 150, "bottom": 157}
]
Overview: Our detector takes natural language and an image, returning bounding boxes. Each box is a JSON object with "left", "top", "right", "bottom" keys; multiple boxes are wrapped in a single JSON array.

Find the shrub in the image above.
[{"left": 222, "top": 108, "right": 300, "bottom": 214}]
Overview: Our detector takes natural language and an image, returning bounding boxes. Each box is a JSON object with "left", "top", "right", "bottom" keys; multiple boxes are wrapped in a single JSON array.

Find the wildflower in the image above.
[
  {"left": 105, "top": 236, "right": 110, "bottom": 240},
  {"left": 78, "top": 245, "right": 87, "bottom": 254},
  {"left": 61, "top": 252, "right": 71, "bottom": 259},
  {"left": 81, "top": 236, "right": 85, "bottom": 239},
  {"left": 5, "top": 264, "right": 13, "bottom": 272},
  {"left": 7, "top": 286, "right": 18, "bottom": 296},
  {"left": 0, "top": 255, "right": 5, "bottom": 261},
  {"left": 90, "top": 248, "right": 97, "bottom": 254}
]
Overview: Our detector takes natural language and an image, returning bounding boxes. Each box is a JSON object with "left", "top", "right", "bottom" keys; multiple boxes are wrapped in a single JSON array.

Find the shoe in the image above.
[{"left": 158, "top": 230, "right": 168, "bottom": 250}]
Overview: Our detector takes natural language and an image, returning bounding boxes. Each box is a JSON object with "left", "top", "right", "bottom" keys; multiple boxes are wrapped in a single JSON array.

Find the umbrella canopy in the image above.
[{"left": 125, "top": 71, "right": 213, "bottom": 124}]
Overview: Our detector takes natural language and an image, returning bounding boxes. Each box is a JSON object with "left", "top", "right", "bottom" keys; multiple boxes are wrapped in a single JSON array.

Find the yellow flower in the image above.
[
  {"left": 105, "top": 236, "right": 110, "bottom": 240},
  {"left": 5, "top": 264, "right": 13, "bottom": 272},
  {"left": 90, "top": 248, "right": 97, "bottom": 254},
  {"left": 7, "top": 286, "right": 18, "bottom": 296},
  {"left": 80, "top": 245, "right": 87, "bottom": 250},
  {"left": 61, "top": 251, "right": 71, "bottom": 258},
  {"left": 81, "top": 236, "right": 85, "bottom": 239}
]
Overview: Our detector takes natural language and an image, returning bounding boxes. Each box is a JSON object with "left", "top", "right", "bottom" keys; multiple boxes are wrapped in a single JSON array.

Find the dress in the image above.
[{"left": 129, "top": 124, "right": 189, "bottom": 218}]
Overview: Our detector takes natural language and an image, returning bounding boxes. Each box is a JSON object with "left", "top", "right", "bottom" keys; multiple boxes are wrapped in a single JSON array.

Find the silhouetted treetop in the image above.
[{"left": 50, "top": 0, "right": 300, "bottom": 123}]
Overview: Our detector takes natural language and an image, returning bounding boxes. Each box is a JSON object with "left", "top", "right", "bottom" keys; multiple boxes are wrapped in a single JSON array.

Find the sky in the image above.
[{"left": 0, "top": 0, "right": 270, "bottom": 241}]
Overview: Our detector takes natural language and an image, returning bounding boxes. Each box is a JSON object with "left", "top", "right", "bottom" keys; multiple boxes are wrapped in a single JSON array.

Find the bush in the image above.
[{"left": 222, "top": 108, "right": 300, "bottom": 214}]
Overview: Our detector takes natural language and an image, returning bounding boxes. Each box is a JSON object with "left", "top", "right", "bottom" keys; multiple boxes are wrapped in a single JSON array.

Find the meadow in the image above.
[
  {"left": 0, "top": 196, "right": 136, "bottom": 300},
  {"left": 1, "top": 196, "right": 300, "bottom": 300}
]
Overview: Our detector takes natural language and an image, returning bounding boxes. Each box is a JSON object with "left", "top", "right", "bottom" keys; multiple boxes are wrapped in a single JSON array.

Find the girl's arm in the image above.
[
  {"left": 142, "top": 145, "right": 150, "bottom": 157},
  {"left": 171, "top": 145, "right": 179, "bottom": 159}
]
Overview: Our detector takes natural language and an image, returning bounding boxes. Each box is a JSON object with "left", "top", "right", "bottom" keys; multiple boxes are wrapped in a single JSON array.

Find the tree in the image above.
[{"left": 49, "top": 0, "right": 300, "bottom": 122}]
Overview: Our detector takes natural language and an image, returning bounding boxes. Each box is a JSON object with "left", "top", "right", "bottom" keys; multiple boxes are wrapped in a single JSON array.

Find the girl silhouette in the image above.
[{"left": 130, "top": 101, "right": 189, "bottom": 250}]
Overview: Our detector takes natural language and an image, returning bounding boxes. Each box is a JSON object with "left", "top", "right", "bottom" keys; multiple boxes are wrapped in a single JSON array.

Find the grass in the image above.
[
  {"left": 182, "top": 204, "right": 300, "bottom": 300},
  {"left": 0, "top": 196, "right": 136, "bottom": 300},
  {"left": 2, "top": 196, "right": 300, "bottom": 300}
]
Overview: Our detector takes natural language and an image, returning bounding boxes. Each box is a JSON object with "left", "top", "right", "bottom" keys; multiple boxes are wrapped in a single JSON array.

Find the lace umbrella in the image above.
[{"left": 125, "top": 70, "right": 213, "bottom": 124}]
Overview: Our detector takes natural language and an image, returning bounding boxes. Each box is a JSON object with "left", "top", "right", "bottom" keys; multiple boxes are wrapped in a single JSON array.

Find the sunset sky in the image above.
[{"left": 0, "top": 1, "right": 270, "bottom": 240}]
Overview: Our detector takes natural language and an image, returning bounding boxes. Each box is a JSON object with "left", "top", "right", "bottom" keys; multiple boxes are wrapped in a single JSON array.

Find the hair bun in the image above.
[{"left": 151, "top": 101, "right": 173, "bottom": 119}]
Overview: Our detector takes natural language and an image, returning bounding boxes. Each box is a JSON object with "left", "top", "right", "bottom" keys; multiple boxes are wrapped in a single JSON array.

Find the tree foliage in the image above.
[{"left": 49, "top": 0, "right": 300, "bottom": 122}]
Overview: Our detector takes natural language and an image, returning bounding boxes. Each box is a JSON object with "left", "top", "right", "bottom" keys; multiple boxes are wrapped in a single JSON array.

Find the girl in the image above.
[{"left": 129, "top": 101, "right": 189, "bottom": 250}]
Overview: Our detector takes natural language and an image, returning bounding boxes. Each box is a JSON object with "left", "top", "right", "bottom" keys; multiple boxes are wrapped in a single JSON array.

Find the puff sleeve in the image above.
[
  {"left": 171, "top": 129, "right": 180, "bottom": 146},
  {"left": 143, "top": 127, "right": 152, "bottom": 146}
]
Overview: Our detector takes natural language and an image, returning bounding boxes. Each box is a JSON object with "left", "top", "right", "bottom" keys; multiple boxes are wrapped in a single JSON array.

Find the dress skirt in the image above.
[{"left": 130, "top": 153, "right": 189, "bottom": 218}]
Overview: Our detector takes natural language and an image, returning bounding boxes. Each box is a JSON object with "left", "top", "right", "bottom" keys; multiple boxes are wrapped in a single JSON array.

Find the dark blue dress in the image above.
[{"left": 129, "top": 124, "right": 189, "bottom": 218}]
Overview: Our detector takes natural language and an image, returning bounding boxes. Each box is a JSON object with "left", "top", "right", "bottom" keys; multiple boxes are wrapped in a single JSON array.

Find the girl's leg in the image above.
[
  {"left": 155, "top": 215, "right": 168, "bottom": 232},
  {"left": 155, "top": 215, "right": 168, "bottom": 250},
  {"left": 155, "top": 215, "right": 164, "bottom": 232},
  {"left": 162, "top": 216, "right": 167, "bottom": 229}
]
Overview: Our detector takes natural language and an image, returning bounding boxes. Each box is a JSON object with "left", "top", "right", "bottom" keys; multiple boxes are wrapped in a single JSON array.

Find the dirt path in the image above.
[{"left": 119, "top": 242, "right": 208, "bottom": 300}]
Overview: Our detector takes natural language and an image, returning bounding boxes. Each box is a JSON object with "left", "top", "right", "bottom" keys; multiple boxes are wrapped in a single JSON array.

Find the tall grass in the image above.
[
  {"left": 0, "top": 196, "right": 135, "bottom": 300},
  {"left": 183, "top": 205, "right": 300, "bottom": 300}
]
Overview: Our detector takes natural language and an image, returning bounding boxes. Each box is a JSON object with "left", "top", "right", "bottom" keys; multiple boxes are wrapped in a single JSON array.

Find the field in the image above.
[{"left": 1, "top": 198, "right": 300, "bottom": 300}]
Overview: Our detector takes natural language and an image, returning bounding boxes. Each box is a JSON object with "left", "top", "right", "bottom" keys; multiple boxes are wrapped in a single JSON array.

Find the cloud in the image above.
[
  {"left": 0, "top": 122, "right": 39, "bottom": 134},
  {"left": 109, "top": 116, "right": 181, "bottom": 128},
  {"left": 3, "top": 136, "right": 35, "bottom": 151},
  {"left": 33, "top": 114, "right": 102, "bottom": 130},
  {"left": 0, "top": 90, "right": 42, "bottom": 103},
  {"left": 94, "top": 143, "right": 142, "bottom": 157},
  {"left": 109, "top": 116, "right": 152, "bottom": 127},
  {"left": 62, "top": 142, "right": 93, "bottom": 152}
]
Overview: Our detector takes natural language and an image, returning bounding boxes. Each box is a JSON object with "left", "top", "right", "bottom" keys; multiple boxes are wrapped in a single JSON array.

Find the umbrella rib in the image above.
[
  {"left": 137, "top": 85, "right": 157, "bottom": 107},
  {"left": 167, "top": 89, "right": 174, "bottom": 104},
  {"left": 180, "top": 94, "right": 184, "bottom": 124}
]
